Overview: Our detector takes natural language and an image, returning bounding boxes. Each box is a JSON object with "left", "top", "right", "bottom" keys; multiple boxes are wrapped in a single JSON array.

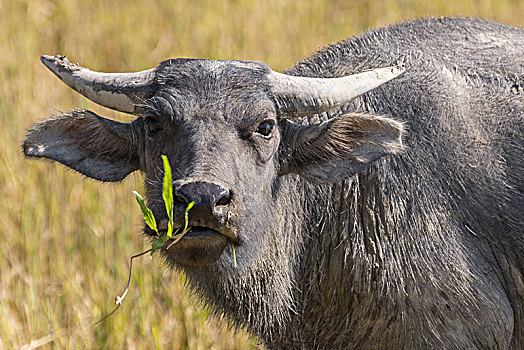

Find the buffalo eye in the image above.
[
  {"left": 255, "top": 120, "right": 274, "bottom": 138},
  {"left": 145, "top": 116, "right": 163, "bottom": 135}
]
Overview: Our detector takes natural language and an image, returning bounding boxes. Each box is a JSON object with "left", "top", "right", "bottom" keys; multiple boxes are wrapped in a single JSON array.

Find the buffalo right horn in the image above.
[
  {"left": 40, "top": 55, "right": 156, "bottom": 114},
  {"left": 268, "top": 65, "right": 405, "bottom": 117}
]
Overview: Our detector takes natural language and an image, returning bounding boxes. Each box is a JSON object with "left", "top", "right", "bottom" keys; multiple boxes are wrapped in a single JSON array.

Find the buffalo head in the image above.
[{"left": 24, "top": 55, "right": 404, "bottom": 269}]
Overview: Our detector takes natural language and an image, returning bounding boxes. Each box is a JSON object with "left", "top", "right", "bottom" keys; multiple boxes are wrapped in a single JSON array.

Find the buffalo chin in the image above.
[{"left": 166, "top": 227, "right": 230, "bottom": 266}]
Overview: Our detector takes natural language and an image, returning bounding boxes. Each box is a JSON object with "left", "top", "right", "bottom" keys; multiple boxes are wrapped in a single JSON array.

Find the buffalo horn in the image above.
[
  {"left": 269, "top": 65, "right": 405, "bottom": 117},
  {"left": 40, "top": 55, "right": 155, "bottom": 114}
]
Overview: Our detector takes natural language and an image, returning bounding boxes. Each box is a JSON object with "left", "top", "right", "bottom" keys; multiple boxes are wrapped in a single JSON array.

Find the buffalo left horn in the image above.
[
  {"left": 268, "top": 65, "right": 405, "bottom": 117},
  {"left": 40, "top": 55, "right": 156, "bottom": 114}
]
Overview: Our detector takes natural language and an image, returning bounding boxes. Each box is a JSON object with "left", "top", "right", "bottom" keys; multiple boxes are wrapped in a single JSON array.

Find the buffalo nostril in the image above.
[
  {"left": 215, "top": 189, "right": 231, "bottom": 206},
  {"left": 175, "top": 189, "right": 189, "bottom": 205}
]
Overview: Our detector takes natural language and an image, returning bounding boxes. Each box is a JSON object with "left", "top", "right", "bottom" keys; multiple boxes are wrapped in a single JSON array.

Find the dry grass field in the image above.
[{"left": 1, "top": 0, "right": 522, "bottom": 348}]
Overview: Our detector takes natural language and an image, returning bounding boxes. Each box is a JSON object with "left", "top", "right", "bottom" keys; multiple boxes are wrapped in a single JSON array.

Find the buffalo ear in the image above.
[
  {"left": 279, "top": 113, "right": 404, "bottom": 183},
  {"left": 24, "top": 109, "right": 142, "bottom": 182}
]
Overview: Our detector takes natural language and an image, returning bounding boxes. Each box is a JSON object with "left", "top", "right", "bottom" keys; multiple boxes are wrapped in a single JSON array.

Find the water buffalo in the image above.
[{"left": 24, "top": 17, "right": 523, "bottom": 349}]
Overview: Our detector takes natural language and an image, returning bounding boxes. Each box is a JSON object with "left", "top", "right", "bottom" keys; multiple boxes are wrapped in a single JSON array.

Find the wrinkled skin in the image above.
[{"left": 24, "top": 18, "right": 524, "bottom": 349}]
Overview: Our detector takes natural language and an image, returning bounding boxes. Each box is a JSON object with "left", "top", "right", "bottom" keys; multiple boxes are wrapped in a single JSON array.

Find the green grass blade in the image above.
[
  {"left": 183, "top": 201, "right": 195, "bottom": 233},
  {"left": 133, "top": 191, "right": 158, "bottom": 233},
  {"left": 161, "top": 155, "right": 174, "bottom": 237},
  {"left": 151, "top": 237, "right": 166, "bottom": 256},
  {"left": 232, "top": 243, "right": 237, "bottom": 268}
]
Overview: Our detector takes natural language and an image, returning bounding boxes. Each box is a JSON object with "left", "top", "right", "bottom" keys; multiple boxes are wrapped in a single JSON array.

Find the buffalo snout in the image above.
[
  {"left": 172, "top": 180, "right": 238, "bottom": 240},
  {"left": 175, "top": 181, "right": 231, "bottom": 210}
]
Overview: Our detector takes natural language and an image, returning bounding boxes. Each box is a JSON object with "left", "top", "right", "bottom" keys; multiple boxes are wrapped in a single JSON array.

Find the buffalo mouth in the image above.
[{"left": 160, "top": 226, "right": 235, "bottom": 266}]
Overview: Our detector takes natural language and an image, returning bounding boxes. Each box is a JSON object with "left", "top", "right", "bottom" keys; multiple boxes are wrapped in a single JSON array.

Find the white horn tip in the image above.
[{"left": 40, "top": 55, "right": 81, "bottom": 74}]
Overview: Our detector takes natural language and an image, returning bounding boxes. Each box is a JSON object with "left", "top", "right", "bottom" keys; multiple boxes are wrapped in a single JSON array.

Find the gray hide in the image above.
[{"left": 24, "top": 17, "right": 524, "bottom": 349}]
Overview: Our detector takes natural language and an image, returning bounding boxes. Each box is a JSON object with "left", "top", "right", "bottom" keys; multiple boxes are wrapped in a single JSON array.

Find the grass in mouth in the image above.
[
  {"left": 95, "top": 155, "right": 237, "bottom": 326},
  {"left": 133, "top": 155, "right": 194, "bottom": 257}
]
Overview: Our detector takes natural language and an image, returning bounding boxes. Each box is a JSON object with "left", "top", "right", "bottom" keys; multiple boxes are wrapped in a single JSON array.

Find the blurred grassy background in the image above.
[{"left": 0, "top": 0, "right": 522, "bottom": 348}]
